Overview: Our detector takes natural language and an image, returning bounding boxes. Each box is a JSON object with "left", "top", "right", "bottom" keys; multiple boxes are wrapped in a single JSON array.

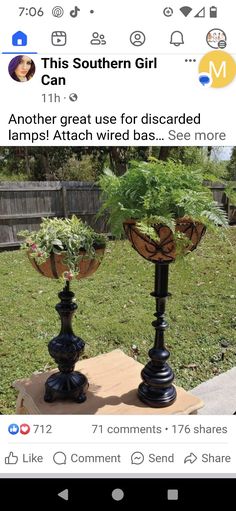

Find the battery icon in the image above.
[{"left": 210, "top": 6, "right": 217, "bottom": 18}]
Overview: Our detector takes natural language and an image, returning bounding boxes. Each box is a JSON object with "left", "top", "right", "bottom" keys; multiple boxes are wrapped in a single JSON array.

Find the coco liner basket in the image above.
[
  {"left": 28, "top": 247, "right": 105, "bottom": 279},
  {"left": 123, "top": 217, "right": 206, "bottom": 407},
  {"left": 123, "top": 218, "right": 206, "bottom": 262}
]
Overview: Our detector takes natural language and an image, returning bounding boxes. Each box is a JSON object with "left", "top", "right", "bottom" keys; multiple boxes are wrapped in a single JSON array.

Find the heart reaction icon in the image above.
[{"left": 20, "top": 424, "right": 30, "bottom": 435}]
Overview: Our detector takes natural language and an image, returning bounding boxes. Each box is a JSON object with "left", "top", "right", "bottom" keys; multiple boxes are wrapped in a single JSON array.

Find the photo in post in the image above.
[{"left": 0, "top": 145, "right": 235, "bottom": 415}]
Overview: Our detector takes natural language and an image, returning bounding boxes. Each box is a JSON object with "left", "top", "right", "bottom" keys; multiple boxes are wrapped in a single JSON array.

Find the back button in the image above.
[{"left": 58, "top": 489, "right": 69, "bottom": 501}]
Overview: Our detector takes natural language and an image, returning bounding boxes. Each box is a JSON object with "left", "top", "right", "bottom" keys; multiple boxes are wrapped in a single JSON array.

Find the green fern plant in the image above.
[{"left": 98, "top": 159, "right": 228, "bottom": 249}]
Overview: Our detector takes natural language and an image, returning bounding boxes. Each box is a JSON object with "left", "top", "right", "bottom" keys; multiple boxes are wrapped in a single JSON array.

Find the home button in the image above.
[{"left": 111, "top": 488, "right": 124, "bottom": 501}]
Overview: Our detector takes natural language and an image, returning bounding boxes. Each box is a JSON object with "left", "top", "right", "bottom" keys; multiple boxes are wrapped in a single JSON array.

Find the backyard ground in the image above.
[{"left": 0, "top": 229, "right": 236, "bottom": 414}]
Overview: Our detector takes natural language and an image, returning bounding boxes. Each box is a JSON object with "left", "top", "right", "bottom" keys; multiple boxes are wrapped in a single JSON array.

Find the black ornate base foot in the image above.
[
  {"left": 138, "top": 382, "right": 176, "bottom": 408},
  {"left": 138, "top": 350, "right": 177, "bottom": 407},
  {"left": 44, "top": 371, "right": 89, "bottom": 403}
]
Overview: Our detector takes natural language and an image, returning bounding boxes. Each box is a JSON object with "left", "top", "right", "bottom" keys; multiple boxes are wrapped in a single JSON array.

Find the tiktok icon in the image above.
[{"left": 70, "top": 6, "right": 80, "bottom": 18}]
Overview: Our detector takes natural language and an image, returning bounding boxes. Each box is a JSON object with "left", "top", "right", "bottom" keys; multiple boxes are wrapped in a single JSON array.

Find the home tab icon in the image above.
[{"left": 12, "top": 31, "right": 27, "bottom": 46}]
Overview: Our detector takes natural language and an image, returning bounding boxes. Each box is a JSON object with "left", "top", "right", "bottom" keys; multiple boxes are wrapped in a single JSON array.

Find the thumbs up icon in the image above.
[{"left": 5, "top": 452, "right": 18, "bottom": 464}]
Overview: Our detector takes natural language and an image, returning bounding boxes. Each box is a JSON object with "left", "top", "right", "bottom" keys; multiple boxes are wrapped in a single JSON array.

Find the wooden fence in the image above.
[
  {"left": 0, "top": 181, "right": 107, "bottom": 249},
  {"left": 0, "top": 181, "right": 235, "bottom": 249},
  {"left": 208, "top": 182, "right": 236, "bottom": 224}
]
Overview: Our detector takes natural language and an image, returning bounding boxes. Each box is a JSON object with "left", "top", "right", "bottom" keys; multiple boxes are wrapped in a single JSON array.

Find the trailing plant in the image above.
[
  {"left": 98, "top": 159, "right": 228, "bottom": 244},
  {"left": 19, "top": 215, "right": 106, "bottom": 279}
]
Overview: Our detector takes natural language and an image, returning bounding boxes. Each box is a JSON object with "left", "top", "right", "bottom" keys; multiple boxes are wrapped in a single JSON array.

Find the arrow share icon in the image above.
[{"left": 184, "top": 452, "right": 198, "bottom": 464}]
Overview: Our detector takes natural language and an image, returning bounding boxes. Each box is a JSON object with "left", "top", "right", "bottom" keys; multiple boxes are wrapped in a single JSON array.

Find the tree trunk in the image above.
[
  {"left": 41, "top": 152, "right": 51, "bottom": 180},
  {"left": 158, "top": 147, "right": 173, "bottom": 161},
  {"left": 24, "top": 147, "right": 31, "bottom": 178},
  {"left": 207, "top": 146, "right": 212, "bottom": 159},
  {"left": 109, "top": 148, "right": 128, "bottom": 175}
]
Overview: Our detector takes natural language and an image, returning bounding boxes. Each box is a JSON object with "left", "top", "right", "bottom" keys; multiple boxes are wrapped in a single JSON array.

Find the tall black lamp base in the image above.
[
  {"left": 138, "top": 263, "right": 177, "bottom": 408},
  {"left": 44, "top": 281, "right": 88, "bottom": 403}
]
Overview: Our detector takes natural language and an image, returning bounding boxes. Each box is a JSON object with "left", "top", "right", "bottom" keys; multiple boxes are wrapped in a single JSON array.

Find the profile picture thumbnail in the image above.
[{"left": 8, "top": 55, "right": 36, "bottom": 82}]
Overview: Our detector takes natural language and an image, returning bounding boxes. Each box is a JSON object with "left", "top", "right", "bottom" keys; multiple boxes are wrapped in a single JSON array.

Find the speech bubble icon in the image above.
[
  {"left": 199, "top": 75, "right": 210, "bottom": 85},
  {"left": 53, "top": 451, "right": 67, "bottom": 465},
  {"left": 198, "top": 73, "right": 212, "bottom": 87},
  {"left": 131, "top": 451, "right": 144, "bottom": 465}
]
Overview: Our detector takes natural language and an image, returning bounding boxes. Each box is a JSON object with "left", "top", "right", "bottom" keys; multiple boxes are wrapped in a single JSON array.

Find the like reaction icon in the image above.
[{"left": 8, "top": 424, "right": 19, "bottom": 435}]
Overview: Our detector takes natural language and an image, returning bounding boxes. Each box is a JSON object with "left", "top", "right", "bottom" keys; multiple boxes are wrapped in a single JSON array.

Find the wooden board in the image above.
[{"left": 13, "top": 349, "right": 204, "bottom": 415}]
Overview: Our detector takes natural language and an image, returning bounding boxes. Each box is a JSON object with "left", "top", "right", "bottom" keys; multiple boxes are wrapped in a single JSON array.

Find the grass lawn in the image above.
[{"left": 0, "top": 229, "right": 236, "bottom": 414}]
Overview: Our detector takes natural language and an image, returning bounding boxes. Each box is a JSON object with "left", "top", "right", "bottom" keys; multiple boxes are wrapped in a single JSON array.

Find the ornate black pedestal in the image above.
[
  {"left": 44, "top": 281, "right": 88, "bottom": 403},
  {"left": 138, "top": 263, "right": 177, "bottom": 407}
]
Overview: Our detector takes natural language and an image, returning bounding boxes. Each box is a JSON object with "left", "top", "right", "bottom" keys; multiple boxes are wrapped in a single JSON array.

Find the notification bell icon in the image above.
[{"left": 170, "top": 31, "right": 184, "bottom": 46}]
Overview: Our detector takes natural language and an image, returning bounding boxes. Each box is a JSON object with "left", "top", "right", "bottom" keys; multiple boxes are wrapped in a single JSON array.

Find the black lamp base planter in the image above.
[
  {"left": 44, "top": 281, "right": 89, "bottom": 403},
  {"left": 123, "top": 218, "right": 206, "bottom": 408},
  {"left": 138, "top": 263, "right": 177, "bottom": 408}
]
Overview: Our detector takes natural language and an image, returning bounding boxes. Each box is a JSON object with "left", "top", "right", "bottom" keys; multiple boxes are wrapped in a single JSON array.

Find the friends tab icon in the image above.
[{"left": 90, "top": 32, "right": 106, "bottom": 45}]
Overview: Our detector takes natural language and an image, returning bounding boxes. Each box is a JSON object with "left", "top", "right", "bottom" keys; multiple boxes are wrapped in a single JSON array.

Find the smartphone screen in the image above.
[{"left": 0, "top": 1, "right": 235, "bottom": 505}]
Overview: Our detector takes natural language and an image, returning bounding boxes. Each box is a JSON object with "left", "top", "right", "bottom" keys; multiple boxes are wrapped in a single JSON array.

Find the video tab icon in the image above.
[{"left": 51, "top": 31, "right": 67, "bottom": 46}]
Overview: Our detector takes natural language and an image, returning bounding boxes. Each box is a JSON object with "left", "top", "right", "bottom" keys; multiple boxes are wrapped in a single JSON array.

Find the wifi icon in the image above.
[{"left": 180, "top": 6, "right": 192, "bottom": 17}]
